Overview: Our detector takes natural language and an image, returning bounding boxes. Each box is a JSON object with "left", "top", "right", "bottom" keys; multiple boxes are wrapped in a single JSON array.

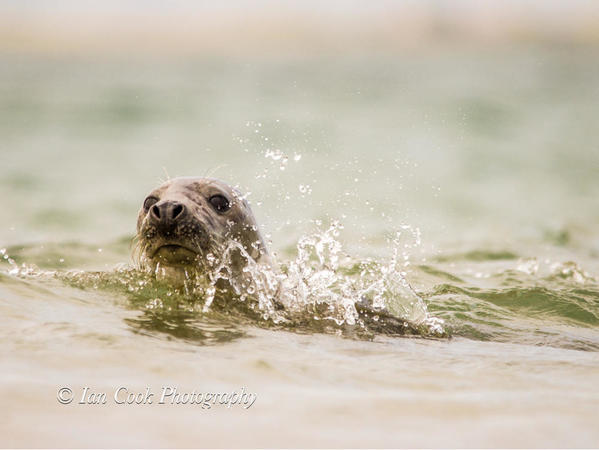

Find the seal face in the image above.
[{"left": 134, "top": 177, "right": 269, "bottom": 280}]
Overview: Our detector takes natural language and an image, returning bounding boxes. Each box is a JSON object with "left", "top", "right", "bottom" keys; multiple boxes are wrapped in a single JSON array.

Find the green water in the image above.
[{"left": 1, "top": 46, "right": 599, "bottom": 447}]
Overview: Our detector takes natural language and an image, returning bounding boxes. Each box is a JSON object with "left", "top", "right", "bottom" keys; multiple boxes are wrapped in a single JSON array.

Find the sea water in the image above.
[{"left": 1, "top": 47, "right": 598, "bottom": 447}]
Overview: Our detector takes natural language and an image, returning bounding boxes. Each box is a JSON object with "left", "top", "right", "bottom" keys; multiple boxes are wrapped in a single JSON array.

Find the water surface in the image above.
[{"left": 1, "top": 46, "right": 599, "bottom": 447}]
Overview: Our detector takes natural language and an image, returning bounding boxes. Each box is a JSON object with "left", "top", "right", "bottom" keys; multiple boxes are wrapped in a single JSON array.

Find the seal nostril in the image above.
[
  {"left": 151, "top": 204, "right": 161, "bottom": 219},
  {"left": 172, "top": 204, "right": 184, "bottom": 220}
]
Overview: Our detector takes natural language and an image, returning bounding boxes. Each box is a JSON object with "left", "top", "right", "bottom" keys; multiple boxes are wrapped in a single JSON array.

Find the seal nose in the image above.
[{"left": 149, "top": 200, "right": 186, "bottom": 229}]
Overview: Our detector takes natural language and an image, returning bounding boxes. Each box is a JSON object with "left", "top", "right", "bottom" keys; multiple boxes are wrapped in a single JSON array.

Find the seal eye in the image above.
[
  {"left": 143, "top": 196, "right": 158, "bottom": 212},
  {"left": 209, "top": 194, "right": 231, "bottom": 213}
]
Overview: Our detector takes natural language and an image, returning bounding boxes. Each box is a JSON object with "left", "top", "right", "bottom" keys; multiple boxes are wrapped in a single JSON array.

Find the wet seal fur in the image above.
[{"left": 134, "top": 177, "right": 270, "bottom": 285}]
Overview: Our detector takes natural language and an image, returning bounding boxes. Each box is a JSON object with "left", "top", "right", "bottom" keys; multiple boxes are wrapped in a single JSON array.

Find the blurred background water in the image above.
[{"left": 1, "top": 1, "right": 599, "bottom": 447}]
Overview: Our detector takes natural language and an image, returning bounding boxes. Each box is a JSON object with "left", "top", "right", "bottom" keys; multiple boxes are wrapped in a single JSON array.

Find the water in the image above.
[{"left": 1, "top": 45, "right": 599, "bottom": 447}]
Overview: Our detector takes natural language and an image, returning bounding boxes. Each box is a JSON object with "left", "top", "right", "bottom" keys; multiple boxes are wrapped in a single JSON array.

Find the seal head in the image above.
[{"left": 135, "top": 177, "right": 269, "bottom": 281}]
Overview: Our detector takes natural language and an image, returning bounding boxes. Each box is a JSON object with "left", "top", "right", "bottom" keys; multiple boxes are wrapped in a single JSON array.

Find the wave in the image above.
[{"left": 2, "top": 228, "right": 598, "bottom": 350}]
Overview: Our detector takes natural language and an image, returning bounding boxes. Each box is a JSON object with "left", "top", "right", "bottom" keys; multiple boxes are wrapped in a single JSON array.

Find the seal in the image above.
[
  {"left": 132, "top": 176, "right": 430, "bottom": 335},
  {"left": 134, "top": 177, "right": 270, "bottom": 285}
]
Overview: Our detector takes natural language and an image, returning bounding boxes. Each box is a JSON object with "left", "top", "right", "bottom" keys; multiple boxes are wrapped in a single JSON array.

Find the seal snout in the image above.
[{"left": 149, "top": 200, "right": 187, "bottom": 233}]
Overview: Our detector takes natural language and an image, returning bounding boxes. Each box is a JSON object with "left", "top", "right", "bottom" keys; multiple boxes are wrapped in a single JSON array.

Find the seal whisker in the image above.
[{"left": 205, "top": 164, "right": 228, "bottom": 178}]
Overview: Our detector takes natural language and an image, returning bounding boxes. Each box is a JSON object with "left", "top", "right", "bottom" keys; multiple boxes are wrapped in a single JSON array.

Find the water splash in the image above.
[
  {"left": 1, "top": 247, "right": 25, "bottom": 276},
  {"left": 550, "top": 261, "right": 594, "bottom": 284},
  {"left": 197, "top": 220, "right": 444, "bottom": 335}
]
